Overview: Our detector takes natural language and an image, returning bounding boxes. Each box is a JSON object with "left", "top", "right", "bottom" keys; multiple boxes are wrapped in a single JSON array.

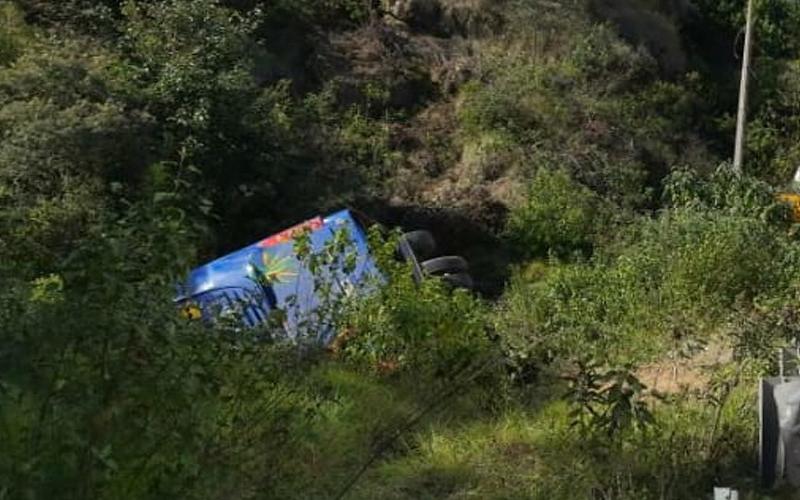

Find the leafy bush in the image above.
[
  {"left": 0, "top": 201, "right": 320, "bottom": 499},
  {"left": 726, "top": 294, "right": 800, "bottom": 371},
  {"left": 497, "top": 261, "right": 624, "bottom": 366},
  {"left": 692, "top": 0, "right": 800, "bottom": 58},
  {"left": 688, "top": 0, "right": 800, "bottom": 182},
  {"left": 565, "top": 360, "right": 653, "bottom": 439},
  {"left": 120, "top": 0, "right": 262, "bottom": 159},
  {"left": 570, "top": 23, "right": 658, "bottom": 87},
  {"left": 336, "top": 229, "right": 497, "bottom": 381},
  {"left": 505, "top": 168, "right": 606, "bottom": 258},
  {"left": 456, "top": 13, "right": 710, "bottom": 210},
  {"left": 0, "top": 3, "right": 30, "bottom": 66},
  {"left": 13, "top": 0, "right": 121, "bottom": 37},
  {"left": 498, "top": 170, "right": 800, "bottom": 368},
  {"left": 618, "top": 210, "right": 795, "bottom": 312},
  {"left": 0, "top": 41, "right": 155, "bottom": 269},
  {"left": 108, "top": 0, "right": 398, "bottom": 244},
  {"left": 745, "top": 59, "right": 800, "bottom": 182},
  {"left": 664, "top": 165, "right": 788, "bottom": 222}
]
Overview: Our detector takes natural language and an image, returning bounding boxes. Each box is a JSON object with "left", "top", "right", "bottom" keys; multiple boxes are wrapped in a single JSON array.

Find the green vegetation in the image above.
[
  {"left": 4, "top": 0, "right": 800, "bottom": 498},
  {"left": 505, "top": 168, "right": 607, "bottom": 258}
]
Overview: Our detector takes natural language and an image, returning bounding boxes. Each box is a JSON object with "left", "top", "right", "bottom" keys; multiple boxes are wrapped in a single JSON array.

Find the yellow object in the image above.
[
  {"left": 777, "top": 193, "right": 800, "bottom": 222},
  {"left": 180, "top": 303, "right": 203, "bottom": 320}
]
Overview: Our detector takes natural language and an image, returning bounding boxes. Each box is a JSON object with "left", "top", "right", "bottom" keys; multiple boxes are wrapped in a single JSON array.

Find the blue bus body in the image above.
[{"left": 176, "top": 210, "right": 380, "bottom": 344}]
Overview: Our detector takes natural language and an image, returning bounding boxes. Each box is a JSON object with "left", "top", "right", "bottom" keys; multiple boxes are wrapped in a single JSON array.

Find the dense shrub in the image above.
[
  {"left": 0, "top": 202, "right": 321, "bottom": 499},
  {"left": 726, "top": 295, "right": 800, "bottom": 371},
  {"left": 337, "top": 229, "right": 497, "bottom": 380},
  {"left": 663, "top": 165, "right": 785, "bottom": 218},
  {"left": 628, "top": 212, "right": 793, "bottom": 303},
  {"left": 692, "top": 0, "right": 800, "bottom": 58},
  {"left": 13, "top": 0, "right": 121, "bottom": 37},
  {"left": 570, "top": 23, "right": 659, "bottom": 86},
  {"left": 688, "top": 0, "right": 800, "bottom": 182},
  {"left": 0, "top": 3, "right": 30, "bottom": 66},
  {"left": 744, "top": 58, "right": 800, "bottom": 182},
  {"left": 0, "top": 41, "right": 155, "bottom": 269},
  {"left": 498, "top": 261, "right": 625, "bottom": 365},
  {"left": 498, "top": 171, "right": 800, "bottom": 367},
  {"left": 505, "top": 168, "right": 606, "bottom": 258},
  {"left": 456, "top": 16, "right": 709, "bottom": 210}
]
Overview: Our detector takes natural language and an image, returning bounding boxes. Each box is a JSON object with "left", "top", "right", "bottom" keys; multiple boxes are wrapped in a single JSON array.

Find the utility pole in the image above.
[{"left": 733, "top": 0, "right": 756, "bottom": 175}]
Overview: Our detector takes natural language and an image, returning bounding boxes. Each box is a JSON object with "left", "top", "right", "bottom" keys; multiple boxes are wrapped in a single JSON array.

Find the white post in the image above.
[
  {"left": 733, "top": 0, "right": 755, "bottom": 175},
  {"left": 714, "top": 487, "right": 739, "bottom": 500}
]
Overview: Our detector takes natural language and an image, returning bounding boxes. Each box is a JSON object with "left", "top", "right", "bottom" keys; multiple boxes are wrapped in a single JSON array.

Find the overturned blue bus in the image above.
[{"left": 175, "top": 209, "right": 472, "bottom": 344}]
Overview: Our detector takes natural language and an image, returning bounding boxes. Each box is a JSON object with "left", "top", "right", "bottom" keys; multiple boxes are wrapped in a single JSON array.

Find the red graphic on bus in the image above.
[{"left": 257, "top": 217, "right": 324, "bottom": 248}]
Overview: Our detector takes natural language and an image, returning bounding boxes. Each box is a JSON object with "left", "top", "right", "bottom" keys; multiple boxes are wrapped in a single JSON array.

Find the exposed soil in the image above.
[{"left": 637, "top": 339, "right": 733, "bottom": 394}]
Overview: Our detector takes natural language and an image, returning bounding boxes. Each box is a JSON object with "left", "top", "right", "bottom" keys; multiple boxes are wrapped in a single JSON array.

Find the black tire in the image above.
[
  {"left": 441, "top": 271, "right": 474, "bottom": 290},
  {"left": 400, "top": 230, "right": 437, "bottom": 260},
  {"left": 421, "top": 255, "right": 469, "bottom": 275}
]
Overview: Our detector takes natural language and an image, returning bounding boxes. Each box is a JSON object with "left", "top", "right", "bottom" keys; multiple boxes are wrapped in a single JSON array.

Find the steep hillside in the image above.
[{"left": 3, "top": 1, "right": 800, "bottom": 499}]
